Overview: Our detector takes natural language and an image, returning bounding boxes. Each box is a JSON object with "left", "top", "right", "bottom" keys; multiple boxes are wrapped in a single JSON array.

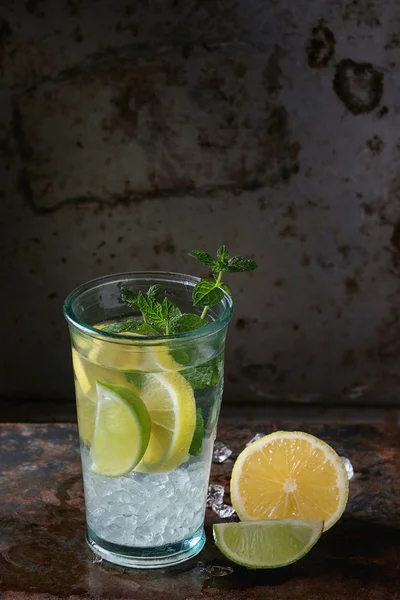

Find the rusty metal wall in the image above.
[{"left": 2, "top": 0, "right": 400, "bottom": 407}]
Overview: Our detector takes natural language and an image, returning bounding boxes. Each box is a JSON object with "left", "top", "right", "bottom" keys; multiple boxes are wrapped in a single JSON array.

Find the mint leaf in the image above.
[
  {"left": 102, "top": 318, "right": 162, "bottom": 335},
  {"left": 189, "top": 408, "right": 205, "bottom": 456},
  {"left": 121, "top": 286, "right": 187, "bottom": 335},
  {"left": 120, "top": 285, "right": 162, "bottom": 310},
  {"left": 217, "top": 245, "right": 230, "bottom": 269},
  {"left": 193, "top": 279, "right": 224, "bottom": 307},
  {"left": 225, "top": 256, "right": 258, "bottom": 272},
  {"left": 147, "top": 284, "right": 162, "bottom": 300},
  {"left": 162, "top": 297, "right": 181, "bottom": 322},
  {"left": 101, "top": 319, "right": 143, "bottom": 333},
  {"left": 120, "top": 287, "right": 139, "bottom": 309},
  {"left": 161, "top": 298, "right": 182, "bottom": 335},
  {"left": 137, "top": 292, "right": 165, "bottom": 329},
  {"left": 125, "top": 371, "right": 145, "bottom": 388},
  {"left": 170, "top": 313, "right": 207, "bottom": 334},
  {"left": 189, "top": 250, "right": 219, "bottom": 272},
  {"left": 135, "top": 322, "right": 162, "bottom": 335},
  {"left": 169, "top": 345, "right": 194, "bottom": 366},
  {"left": 183, "top": 360, "right": 219, "bottom": 389}
]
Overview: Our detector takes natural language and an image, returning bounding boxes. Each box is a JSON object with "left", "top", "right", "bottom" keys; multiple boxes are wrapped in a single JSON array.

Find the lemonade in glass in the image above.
[{"left": 64, "top": 271, "right": 233, "bottom": 568}]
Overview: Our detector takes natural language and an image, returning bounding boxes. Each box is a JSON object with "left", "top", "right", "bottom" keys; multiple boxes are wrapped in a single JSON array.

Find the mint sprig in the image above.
[
  {"left": 114, "top": 288, "right": 208, "bottom": 336},
  {"left": 103, "top": 246, "right": 257, "bottom": 335},
  {"left": 189, "top": 245, "right": 257, "bottom": 319}
]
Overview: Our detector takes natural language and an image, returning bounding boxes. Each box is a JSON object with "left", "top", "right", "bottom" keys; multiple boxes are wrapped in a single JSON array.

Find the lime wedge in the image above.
[
  {"left": 90, "top": 382, "right": 151, "bottom": 477},
  {"left": 213, "top": 519, "right": 323, "bottom": 569}
]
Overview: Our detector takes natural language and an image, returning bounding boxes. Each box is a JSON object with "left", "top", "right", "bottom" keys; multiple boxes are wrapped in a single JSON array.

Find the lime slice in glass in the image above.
[
  {"left": 213, "top": 519, "right": 323, "bottom": 569},
  {"left": 90, "top": 382, "right": 151, "bottom": 477}
]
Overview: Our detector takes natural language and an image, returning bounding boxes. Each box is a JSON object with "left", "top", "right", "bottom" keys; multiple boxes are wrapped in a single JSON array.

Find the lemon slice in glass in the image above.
[{"left": 135, "top": 372, "right": 196, "bottom": 473}]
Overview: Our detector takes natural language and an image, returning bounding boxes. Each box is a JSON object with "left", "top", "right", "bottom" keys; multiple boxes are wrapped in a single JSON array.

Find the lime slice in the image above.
[
  {"left": 90, "top": 382, "right": 151, "bottom": 477},
  {"left": 75, "top": 380, "right": 96, "bottom": 446},
  {"left": 135, "top": 372, "right": 196, "bottom": 473},
  {"left": 213, "top": 519, "right": 323, "bottom": 569}
]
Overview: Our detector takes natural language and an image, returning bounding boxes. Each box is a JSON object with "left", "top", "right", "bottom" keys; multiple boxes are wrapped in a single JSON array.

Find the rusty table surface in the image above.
[{"left": 0, "top": 418, "right": 399, "bottom": 600}]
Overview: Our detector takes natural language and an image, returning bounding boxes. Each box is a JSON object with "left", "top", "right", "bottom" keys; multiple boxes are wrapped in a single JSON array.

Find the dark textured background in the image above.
[{"left": 2, "top": 0, "right": 400, "bottom": 413}]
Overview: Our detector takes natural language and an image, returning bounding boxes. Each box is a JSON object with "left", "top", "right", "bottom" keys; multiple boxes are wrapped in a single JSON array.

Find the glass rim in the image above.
[{"left": 63, "top": 271, "right": 234, "bottom": 345}]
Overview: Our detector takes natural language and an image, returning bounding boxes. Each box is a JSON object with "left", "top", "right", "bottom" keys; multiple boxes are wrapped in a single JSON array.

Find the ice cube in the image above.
[
  {"left": 108, "top": 490, "right": 133, "bottom": 504},
  {"left": 89, "top": 507, "right": 106, "bottom": 518},
  {"left": 163, "top": 486, "right": 174, "bottom": 499},
  {"left": 151, "top": 533, "right": 165, "bottom": 547},
  {"left": 134, "top": 525, "right": 154, "bottom": 546},
  {"left": 212, "top": 441, "right": 232, "bottom": 463},
  {"left": 246, "top": 433, "right": 266, "bottom": 446},
  {"left": 340, "top": 456, "right": 354, "bottom": 480},
  {"left": 207, "top": 484, "right": 225, "bottom": 508},
  {"left": 111, "top": 504, "right": 138, "bottom": 518},
  {"left": 212, "top": 503, "right": 236, "bottom": 518}
]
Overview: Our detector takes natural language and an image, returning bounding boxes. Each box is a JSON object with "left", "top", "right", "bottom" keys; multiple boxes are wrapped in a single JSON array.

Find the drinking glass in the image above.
[{"left": 64, "top": 272, "right": 233, "bottom": 568}]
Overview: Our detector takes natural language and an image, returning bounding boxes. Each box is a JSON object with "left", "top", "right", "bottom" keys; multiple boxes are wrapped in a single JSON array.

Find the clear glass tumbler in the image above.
[{"left": 64, "top": 272, "right": 233, "bottom": 568}]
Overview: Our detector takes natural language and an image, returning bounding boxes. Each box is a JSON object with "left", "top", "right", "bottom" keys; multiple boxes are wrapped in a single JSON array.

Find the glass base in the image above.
[{"left": 86, "top": 525, "right": 206, "bottom": 569}]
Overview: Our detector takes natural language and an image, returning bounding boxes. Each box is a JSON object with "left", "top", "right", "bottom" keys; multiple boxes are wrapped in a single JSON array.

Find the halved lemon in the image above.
[
  {"left": 90, "top": 382, "right": 151, "bottom": 477},
  {"left": 230, "top": 431, "right": 349, "bottom": 531},
  {"left": 135, "top": 372, "right": 196, "bottom": 473}
]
